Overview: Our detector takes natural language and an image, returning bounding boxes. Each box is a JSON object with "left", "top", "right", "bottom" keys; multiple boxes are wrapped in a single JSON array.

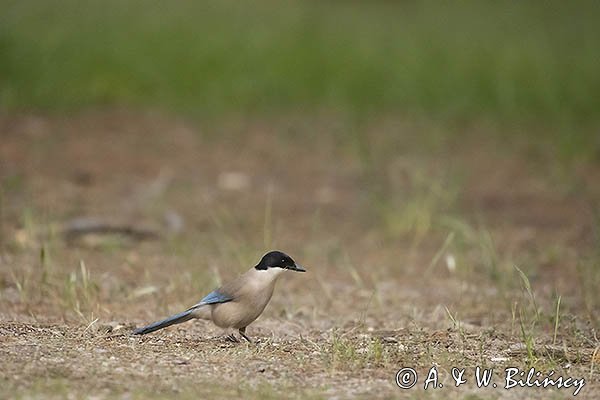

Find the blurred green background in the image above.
[{"left": 1, "top": 0, "right": 599, "bottom": 155}]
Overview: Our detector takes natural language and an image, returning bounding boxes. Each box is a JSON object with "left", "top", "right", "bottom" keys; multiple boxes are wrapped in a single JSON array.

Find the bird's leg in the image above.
[{"left": 238, "top": 327, "right": 252, "bottom": 343}]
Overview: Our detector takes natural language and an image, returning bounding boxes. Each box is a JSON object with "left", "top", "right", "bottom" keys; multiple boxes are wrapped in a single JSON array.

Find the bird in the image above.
[{"left": 133, "top": 250, "right": 306, "bottom": 342}]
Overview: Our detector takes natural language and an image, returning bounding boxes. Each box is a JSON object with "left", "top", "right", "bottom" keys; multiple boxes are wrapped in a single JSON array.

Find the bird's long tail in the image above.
[{"left": 133, "top": 309, "right": 195, "bottom": 335}]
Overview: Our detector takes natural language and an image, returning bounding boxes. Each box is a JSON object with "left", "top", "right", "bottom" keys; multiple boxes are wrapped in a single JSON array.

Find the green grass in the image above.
[
  {"left": 4, "top": 377, "right": 326, "bottom": 400},
  {"left": 1, "top": 0, "right": 599, "bottom": 127},
  {"left": 329, "top": 330, "right": 389, "bottom": 370}
]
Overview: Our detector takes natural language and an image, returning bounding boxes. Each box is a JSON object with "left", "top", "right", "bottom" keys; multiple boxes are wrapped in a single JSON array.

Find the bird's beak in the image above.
[{"left": 289, "top": 263, "right": 306, "bottom": 272}]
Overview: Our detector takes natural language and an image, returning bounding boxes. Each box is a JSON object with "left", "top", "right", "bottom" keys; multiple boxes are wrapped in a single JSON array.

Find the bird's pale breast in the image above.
[{"left": 210, "top": 288, "right": 274, "bottom": 328}]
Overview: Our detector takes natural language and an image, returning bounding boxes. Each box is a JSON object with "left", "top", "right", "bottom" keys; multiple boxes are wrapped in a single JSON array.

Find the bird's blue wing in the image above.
[{"left": 198, "top": 289, "right": 233, "bottom": 305}]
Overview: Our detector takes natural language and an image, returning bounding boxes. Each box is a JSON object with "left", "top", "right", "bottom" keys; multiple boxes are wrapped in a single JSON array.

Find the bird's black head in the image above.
[{"left": 255, "top": 250, "right": 306, "bottom": 272}]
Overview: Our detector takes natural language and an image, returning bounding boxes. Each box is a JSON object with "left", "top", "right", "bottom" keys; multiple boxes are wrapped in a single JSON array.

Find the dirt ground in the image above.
[{"left": 1, "top": 111, "right": 599, "bottom": 399}]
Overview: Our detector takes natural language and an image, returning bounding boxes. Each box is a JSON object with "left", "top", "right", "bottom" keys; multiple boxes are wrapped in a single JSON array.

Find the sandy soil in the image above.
[{"left": 0, "top": 111, "right": 598, "bottom": 399}]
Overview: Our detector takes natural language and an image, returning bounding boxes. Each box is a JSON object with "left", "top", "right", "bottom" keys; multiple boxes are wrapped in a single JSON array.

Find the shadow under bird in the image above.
[{"left": 133, "top": 250, "right": 306, "bottom": 342}]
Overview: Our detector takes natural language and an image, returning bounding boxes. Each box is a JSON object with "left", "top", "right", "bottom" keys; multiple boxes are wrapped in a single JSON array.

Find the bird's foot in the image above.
[{"left": 225, "top": 333, "right": 240, "bottom": 343}]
